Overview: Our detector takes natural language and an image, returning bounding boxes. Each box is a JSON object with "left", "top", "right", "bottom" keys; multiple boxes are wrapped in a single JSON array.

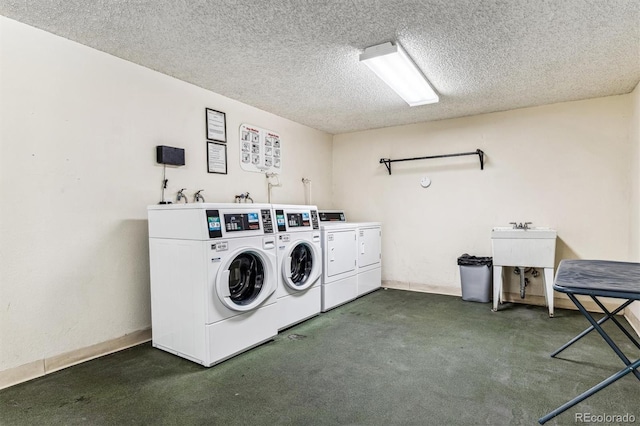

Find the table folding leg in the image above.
[
  {"left": 537, "top": 259, "right": 640, "bottom": 424},
  {"left": 539, "top": 357, "right": 640, "bottom": 424},
  {"left": 550, "top": 299, "right": 637, "bottom": 358},
  {"left": 539, "top": 293, "right": 640, "bottom": 424}
]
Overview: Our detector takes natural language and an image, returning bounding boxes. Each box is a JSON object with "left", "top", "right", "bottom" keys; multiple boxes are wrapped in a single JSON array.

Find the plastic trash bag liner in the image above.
[{"left": 457, "top": 254, "right": 492, "bottom": 267}]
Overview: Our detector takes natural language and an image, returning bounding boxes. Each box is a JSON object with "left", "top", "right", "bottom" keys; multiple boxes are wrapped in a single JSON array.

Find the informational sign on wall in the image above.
[
  {"left": 207, "top": 142, "right": 227, "bottom": 174},
  {"left": 239, "top": 123, "right": 282, "bottom": 174}
]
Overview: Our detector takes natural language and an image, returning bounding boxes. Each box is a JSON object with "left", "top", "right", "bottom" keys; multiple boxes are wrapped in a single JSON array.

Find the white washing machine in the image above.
[
  {"left": 147, "top": 203, "right": 278, "bottom": 367},
  {"left": 318, "top": 211, "right": 358, "bottom": 312},
  {"left": 272, "top": 204, "right": 322, "bottom": 330},
  {"left": 319, "top": 211, "right": 382, "bottom": 301}
]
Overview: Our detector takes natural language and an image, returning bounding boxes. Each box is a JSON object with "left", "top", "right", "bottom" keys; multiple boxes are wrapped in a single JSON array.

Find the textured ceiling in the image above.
[{"left": 1, "top": 1, "right": 639, "bottom": 134}]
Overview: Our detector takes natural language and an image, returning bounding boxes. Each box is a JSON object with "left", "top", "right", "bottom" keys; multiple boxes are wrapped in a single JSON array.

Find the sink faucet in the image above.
[
  {"left": 194, "top": 190, "right": 205, "bottom": 203},
  {"left": 176, "top": 188, "right": 188, "bottom": 203},
  {"left": 510, "top": 222, "right": 533, "bottom": 230}
]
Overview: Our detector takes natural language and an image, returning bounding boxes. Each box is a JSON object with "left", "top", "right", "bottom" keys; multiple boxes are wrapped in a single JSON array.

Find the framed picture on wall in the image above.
[
  {"left": 206, "top": 108, "right": 227, "bottom": 143},
  {"left": 207, "top": 141, "right": 227, "bottom": 174}
]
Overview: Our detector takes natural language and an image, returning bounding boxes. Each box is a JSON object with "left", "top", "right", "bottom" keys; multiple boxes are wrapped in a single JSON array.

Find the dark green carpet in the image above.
[{"left": 1, "top": 289, "right": 638, "bottom": 425}]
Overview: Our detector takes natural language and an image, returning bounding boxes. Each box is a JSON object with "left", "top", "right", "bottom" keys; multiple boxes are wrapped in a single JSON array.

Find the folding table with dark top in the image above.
[{"left": 539, "top": 259, "right": 640, "bottom": 424}]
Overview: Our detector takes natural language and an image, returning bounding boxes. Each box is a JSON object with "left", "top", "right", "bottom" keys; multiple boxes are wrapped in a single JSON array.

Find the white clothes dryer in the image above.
[
  {"left": 272, "top": 204, "right": 322, "bottom": 330},
  {"left": 148, "top": 203, "right": 278, "bottom": 367},
  {"left": 356, "top": 222, "right": 382, "bottom": 296},
  {"left": 318, "top": 211, "right": 358, "bottom": 311},
  {"left": 319, "top": 211, "right": 382, "bottom": 304}
]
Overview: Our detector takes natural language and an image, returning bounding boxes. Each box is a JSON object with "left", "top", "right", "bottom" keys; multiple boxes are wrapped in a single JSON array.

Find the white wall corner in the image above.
[
  {"left": 625, "top": 81, "right": 640, "bottom": 338},
  {"left": 629, "top": 80, "right": 640, "bottom": 260},
  {"left": 1, "top": 18, "right": 333, "bottom": 375}
]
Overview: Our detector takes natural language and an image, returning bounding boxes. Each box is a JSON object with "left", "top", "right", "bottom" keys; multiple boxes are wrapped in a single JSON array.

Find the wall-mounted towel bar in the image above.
[{"left": 379, "top": 149, "right": 485, "bottom": 175}]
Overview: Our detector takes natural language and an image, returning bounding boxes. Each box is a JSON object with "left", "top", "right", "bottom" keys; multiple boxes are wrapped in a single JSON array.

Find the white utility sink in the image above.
[
  {"left": 491, "top": 226, "right": 557, "bottom": 240},
  {"left": 491, "top": 225, "right": 558, "bottom": 317},
  {"left": 492, "top": 227, "right": 557, "bottom": 267}
]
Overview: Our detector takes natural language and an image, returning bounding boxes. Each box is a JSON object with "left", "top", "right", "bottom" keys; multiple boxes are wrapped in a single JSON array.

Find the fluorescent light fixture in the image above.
[{"left": 359, "top": 42, "right": 439, "bottom": 106}]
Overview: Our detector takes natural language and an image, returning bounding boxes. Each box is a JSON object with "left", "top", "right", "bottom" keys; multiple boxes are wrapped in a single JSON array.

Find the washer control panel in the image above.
[
  {"left": 206, "top": 209, "right": 273, "bottom": 237},
  {"left": 310, "top": 210, "right": 319, "bottom": 230},
  {"left": 261, "top": 209, "right": 274, "bottom": 234},
  {"left": 206, "top": 210, "right": 223, "bottom": 239}
]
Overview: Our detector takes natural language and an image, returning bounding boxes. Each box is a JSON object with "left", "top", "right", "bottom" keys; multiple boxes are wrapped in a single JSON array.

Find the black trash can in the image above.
[{"left": 458, "top": 254, "right": 493, "bottom": 303}]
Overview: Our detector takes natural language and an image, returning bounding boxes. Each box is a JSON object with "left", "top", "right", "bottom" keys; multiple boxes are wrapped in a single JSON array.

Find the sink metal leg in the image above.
[
  {"left": 543, "top": 267, "right": 555, "bottom": 317},
  {"left": 492, "top": 266, "right": 503, "bottom": 312}
]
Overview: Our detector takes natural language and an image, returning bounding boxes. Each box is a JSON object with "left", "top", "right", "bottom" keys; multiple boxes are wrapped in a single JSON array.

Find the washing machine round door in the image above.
[
  {"left": 282, "top": 241, "right": 321, "bottom": 291},
  {"left": 217, "top": 248, "right": 275, "bottom": 312}
]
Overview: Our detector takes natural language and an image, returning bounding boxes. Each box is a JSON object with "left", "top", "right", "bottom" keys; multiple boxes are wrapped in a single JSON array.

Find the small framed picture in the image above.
[
  {"left": 206, "top": 108, "right": 227, "bottom": 143},
  {"left": 207, "top": 142, "right": 227, "bottom": 174}
]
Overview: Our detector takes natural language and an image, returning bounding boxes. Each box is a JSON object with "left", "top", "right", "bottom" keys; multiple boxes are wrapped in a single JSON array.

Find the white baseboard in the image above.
[
  {"left": 0, "top": 328, "right": 151, "bottom": 390},
  {"left": 500, "top": 293, "right": 627, "bottom": 314},
  {"left": 383, "top": 280, "right": 462, "bottom": 297},
  {"left": 625, "top": 306, "right": 640, "bottom": 338},
  {"left": 382, "top": 280, "right": 627, "bottom": 315}
]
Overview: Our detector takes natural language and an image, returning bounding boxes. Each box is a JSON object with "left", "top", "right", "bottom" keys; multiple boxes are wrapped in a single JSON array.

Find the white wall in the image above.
[
  {"left": 1, "top": 15, "right": 637, "bottom": 387},
  {"left": 333, "top": 96, "right": 632, "bottom": 298},
  {"left": 0, "top": 17, "right": 332, "bottom": 375},
  {"left": 627, "top": 82, "right": 640, "bottom": 329},
  {"left": 630, "top": 82, "right": 640, "bottom": 260}
]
